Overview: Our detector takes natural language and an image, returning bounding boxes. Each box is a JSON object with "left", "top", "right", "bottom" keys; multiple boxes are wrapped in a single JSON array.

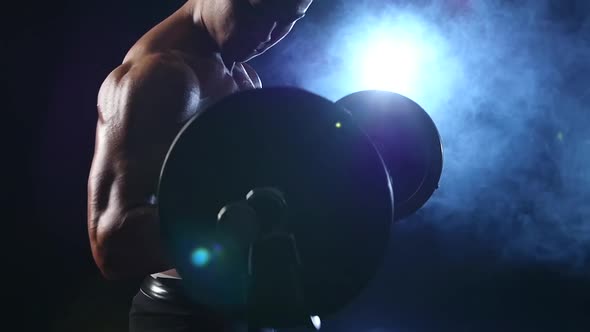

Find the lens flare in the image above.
[
  {"left": 213, "top": 243, "right": 223, "bottom": 255},
  {"left": 191, "top": 247, "right": 211, "bottom": 267}
]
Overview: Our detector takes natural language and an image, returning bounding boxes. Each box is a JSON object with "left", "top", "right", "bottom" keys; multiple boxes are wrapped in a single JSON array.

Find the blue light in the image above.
[
  {"left": 213, "top": 243, "right": 223, "bottom": 255},
  {"left": 191, "top": 247, "right": 210, "bottom": 267},
  {"left": 361, "top": 33, "right": 422, "bottom": 96}
]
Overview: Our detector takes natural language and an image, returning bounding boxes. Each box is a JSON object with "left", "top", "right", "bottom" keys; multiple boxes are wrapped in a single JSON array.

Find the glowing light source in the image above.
[
  {"left": 191, "top": 247, "right": 210, "bottom": 267},
  {"left": 361, "top": 34, "right": 422, "bottom": 95},
  {"left": 335, "top": 121, "right": 342, "bottom": 128}
]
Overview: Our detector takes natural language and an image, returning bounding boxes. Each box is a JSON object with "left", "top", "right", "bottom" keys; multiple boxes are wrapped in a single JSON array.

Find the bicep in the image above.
[{"left": 89, "top": 53, "right": 201, "bottom": 221}]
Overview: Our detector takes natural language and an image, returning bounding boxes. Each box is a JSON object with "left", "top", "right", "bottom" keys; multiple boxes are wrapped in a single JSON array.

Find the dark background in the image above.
[{"left": 10, "top": 0, "right": 590, "bottom": 331}]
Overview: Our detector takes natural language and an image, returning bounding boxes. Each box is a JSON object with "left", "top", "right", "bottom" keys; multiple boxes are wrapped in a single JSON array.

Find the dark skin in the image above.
[{"left": 87, "top": 0, "right": 314, "bottom": 280}]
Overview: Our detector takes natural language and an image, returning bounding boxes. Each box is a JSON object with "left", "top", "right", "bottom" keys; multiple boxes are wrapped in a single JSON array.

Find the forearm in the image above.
[{"left": 94, "top": 205, "right": 172, "bottom": 280}]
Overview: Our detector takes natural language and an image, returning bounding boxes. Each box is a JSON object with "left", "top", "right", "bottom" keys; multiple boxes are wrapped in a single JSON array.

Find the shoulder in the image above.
[
  {"left": 101, "top": 52, "right": 199, "bottom": 97},
  {"left": 122, "top": 52, "right": 200, "bottom": 93},
  {"left": 241, "top": 62, "right": 262, "bottom": 89},
  {"left": 97, "top": 52, "right": 200, "bottom": 125}
]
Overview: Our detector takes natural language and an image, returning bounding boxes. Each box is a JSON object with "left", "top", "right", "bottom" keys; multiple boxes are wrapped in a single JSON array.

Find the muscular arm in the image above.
[{"left": 88, "top": 52, "right": 200, "bottom": 280}]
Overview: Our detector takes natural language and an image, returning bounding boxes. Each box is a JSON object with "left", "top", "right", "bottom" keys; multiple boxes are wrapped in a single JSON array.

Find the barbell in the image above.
[{"left": 156, "top": 87, "right": 443, "bottom": 329}]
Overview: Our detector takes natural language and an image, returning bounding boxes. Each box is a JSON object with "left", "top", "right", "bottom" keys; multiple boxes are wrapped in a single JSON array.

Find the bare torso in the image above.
[{"left": 95, "top": 3, "right": 261, "bottom": 279}]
